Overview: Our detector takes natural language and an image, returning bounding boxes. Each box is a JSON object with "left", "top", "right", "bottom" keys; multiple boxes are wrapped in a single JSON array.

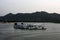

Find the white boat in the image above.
[{"left": 14, "top": 23, "right": 47, "bottom": 30}]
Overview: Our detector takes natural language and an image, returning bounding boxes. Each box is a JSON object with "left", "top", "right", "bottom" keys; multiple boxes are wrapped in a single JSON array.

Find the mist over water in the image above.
[{"left": 0, "top": 22, "right": 60, "bottom": 40}]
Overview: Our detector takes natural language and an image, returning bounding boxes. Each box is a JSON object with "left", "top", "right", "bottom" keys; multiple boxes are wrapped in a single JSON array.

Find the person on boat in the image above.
[
  {"left": 41, "top": 27, "right": 46, "bottom": 30},
  {"left": 14, "top": 22, "right": 21, "bottom": 29},
  {"left": 21, "top": 22, "right": 23, "bottom": 25},
  {"left": 20, "top": 22, "right": 25, "bottom": 29},
  {"left": 14, "top": 22, "right": 17, "bottom": 25},
  {"left": 14, "top": 22, "right": 18, "bottom": 29}
]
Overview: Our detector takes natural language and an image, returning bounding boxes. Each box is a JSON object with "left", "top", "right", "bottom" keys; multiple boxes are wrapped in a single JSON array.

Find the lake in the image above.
[{"left": 0, "top": 22, "right": 60, "bottom": 40}]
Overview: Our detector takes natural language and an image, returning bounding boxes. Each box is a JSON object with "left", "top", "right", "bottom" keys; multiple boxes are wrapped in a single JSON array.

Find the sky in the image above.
[{"left": 0, "top": 0, "right": 60, "bottom": 16}]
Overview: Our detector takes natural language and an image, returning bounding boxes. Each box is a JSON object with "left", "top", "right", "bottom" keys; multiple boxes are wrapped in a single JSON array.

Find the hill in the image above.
[{"left": 0, "top": 11, "right": 60, "bottom": 23}]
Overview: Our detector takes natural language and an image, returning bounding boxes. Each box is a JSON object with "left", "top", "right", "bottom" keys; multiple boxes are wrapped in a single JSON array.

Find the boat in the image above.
[{"left": 14, "top": 22, "right": 47, "bottom": 30}]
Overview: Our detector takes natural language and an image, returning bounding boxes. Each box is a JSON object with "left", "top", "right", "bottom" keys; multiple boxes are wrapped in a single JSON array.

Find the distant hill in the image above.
[{"left": 0, "top": 11, "right": 60, "bottom": 23}]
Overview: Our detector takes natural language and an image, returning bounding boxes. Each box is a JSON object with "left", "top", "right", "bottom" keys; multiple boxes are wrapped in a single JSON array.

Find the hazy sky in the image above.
[{"left": 0, "top": 0, "right": 60, "bottom": 16}]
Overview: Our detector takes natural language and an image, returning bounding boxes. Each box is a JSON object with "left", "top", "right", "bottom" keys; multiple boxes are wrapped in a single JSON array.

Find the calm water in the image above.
[{"left": 0, "top": 22, "right": 60, "bottom": 40}]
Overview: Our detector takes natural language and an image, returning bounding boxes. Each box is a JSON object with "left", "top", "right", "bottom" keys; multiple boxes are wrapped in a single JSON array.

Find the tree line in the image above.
[{"left": 0, "top": 11, "right": 60, "bottom": 23}]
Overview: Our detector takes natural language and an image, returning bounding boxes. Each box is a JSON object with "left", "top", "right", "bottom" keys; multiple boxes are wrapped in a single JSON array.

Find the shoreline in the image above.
[{"left": 0, "top": 22, "right": 60, "bottom": 24}]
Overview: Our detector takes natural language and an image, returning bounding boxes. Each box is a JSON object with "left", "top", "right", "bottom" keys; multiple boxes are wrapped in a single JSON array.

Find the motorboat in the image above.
[{"left": 14, "top": 23, "right": 47, "bottom": 30}]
